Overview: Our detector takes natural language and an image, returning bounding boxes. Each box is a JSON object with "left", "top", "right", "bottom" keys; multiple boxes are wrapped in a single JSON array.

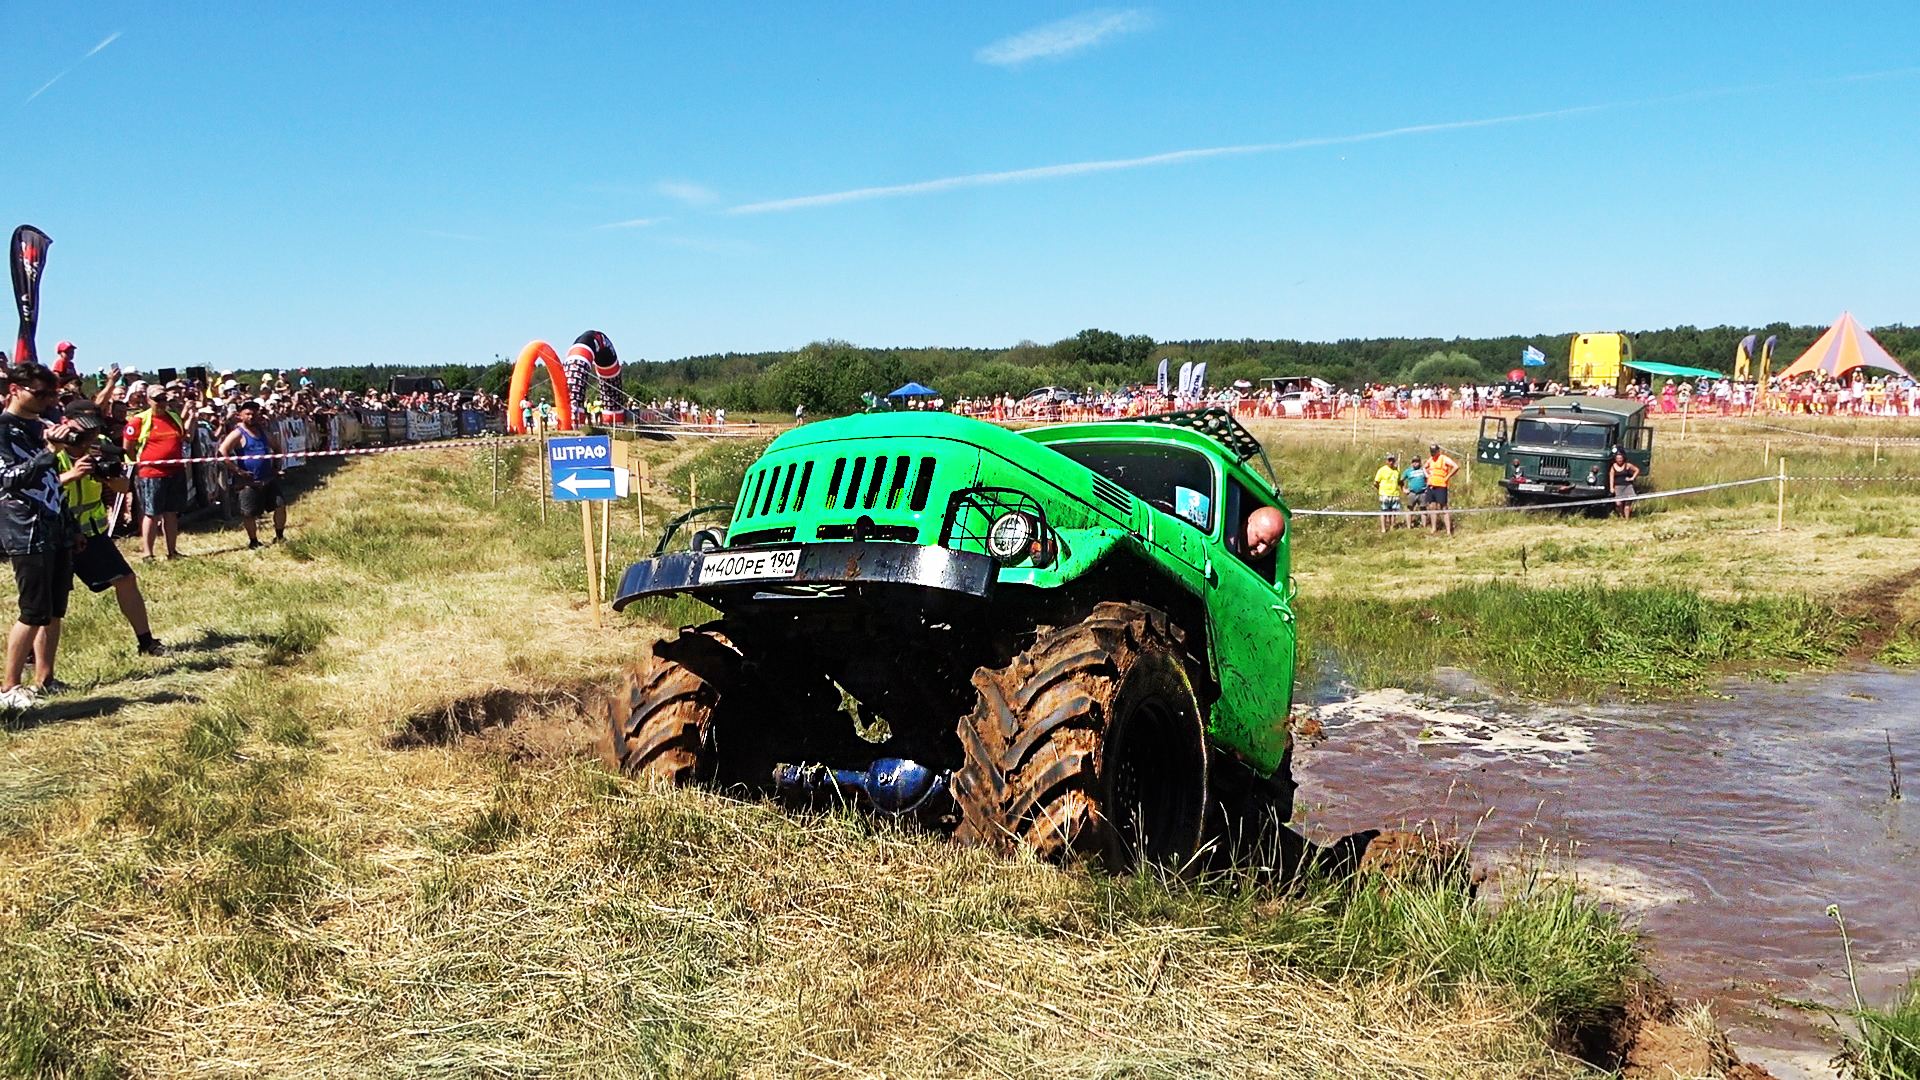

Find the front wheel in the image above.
[{"left": 952, "top": 602, "right": 1208, "bottom": 869}]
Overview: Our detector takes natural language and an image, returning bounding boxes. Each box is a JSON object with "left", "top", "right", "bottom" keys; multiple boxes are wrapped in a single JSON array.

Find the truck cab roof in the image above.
[{"left": 1517, "top": 395, "right": 1646, "bottom": 422}]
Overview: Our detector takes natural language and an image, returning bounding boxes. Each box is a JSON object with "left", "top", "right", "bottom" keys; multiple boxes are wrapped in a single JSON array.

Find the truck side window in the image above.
[{"left": 1223, "top": 480, "right": 1279, "bottom": 584}]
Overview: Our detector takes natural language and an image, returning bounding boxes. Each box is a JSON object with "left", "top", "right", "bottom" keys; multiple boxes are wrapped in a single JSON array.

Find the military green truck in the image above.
[
  {"left": 601, "top": 408, "right": 1298, "bottom": 869},
  {"left": 1475, "top": 395, "right": 1654, "bottom": 504}
]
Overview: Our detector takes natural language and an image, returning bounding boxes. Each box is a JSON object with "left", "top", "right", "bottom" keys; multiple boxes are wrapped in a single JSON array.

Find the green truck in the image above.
[
  {"left": 603, "top": 408, "right": 1298, "bottom": 869},
  {"left": 1476, "top": 395, "right": 1654, "bottom": 504}
]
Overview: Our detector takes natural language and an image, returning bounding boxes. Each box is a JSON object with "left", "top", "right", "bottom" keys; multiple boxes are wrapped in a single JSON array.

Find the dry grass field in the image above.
[{"left": 6, "top": 411, "right": 1908, "bottom": 1078}]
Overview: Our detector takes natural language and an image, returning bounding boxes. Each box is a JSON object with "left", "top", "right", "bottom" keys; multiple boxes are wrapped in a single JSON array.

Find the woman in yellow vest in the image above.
[
  {"left": 1372, "top": 453, "right": 1402, "bottom": 534},
  {"left": 51, "top": 409, "right": 167, "bottom": 657}
]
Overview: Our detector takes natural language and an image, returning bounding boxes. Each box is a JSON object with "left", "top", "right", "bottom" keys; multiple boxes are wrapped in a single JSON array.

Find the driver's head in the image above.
[{"left": 1246, "top": 506, "right": 1286, "bottom": 559}]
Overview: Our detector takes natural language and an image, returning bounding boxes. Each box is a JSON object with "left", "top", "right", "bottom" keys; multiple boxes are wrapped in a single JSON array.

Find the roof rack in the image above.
[{"left": 1110, "top": 407, "right": 1276, "bottom": 482}]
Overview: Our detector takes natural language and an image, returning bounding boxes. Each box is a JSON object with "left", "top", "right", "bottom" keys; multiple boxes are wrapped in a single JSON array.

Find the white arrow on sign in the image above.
[{"left": 558, "top": 470, "right": 614, "bottom": 496}]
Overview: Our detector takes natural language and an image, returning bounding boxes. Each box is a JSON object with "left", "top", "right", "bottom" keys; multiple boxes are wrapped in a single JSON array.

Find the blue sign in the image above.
[
  {"left": 548, "top": 435, "right": 611, "bottom": 468},
  {"left": 1521, "top": 345, "right": 1547, "bottom": 367},
  {"left": 552, "top": 466, "right": 618, "bottom": 501},
  {"left": 548, "top": 436, "right": 615, "bottom": 501}
]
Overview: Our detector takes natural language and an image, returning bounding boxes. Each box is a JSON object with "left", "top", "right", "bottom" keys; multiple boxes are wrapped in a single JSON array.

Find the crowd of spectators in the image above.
[
  {"left": 0, "top": 344, "right": 505, "bottom": 710},
  {"left": 949, "top": 370, "right": 1920, "bottom": 423}
]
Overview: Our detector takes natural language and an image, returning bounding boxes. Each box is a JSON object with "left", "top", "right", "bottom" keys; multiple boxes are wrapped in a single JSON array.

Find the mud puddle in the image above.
[{"left": 1293, "top": 669, "right": 1918, "bottom": 1079}]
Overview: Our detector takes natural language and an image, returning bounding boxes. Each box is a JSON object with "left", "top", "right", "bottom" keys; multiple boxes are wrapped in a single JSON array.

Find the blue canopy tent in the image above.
[{"left": 887, "top": 382, "right": 939, "bottom": 397}]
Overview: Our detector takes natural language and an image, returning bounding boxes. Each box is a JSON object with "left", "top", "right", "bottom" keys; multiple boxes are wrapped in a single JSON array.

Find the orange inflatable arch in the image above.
[{"left": 505, "top": 340, "right": 576, "bottom": 434}]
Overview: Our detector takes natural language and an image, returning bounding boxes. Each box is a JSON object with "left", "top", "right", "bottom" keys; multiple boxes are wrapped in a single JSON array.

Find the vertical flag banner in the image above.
[
  {"left": 1156, "top": 358, "right": 1169, "bottom": 396},
  {"left": 1192, "top": 362, "right": 1207, "bottom": 395},
  {"left": 1521, "top": 345, "right": 1546, "bottom": 367},
  {"left": 1734, "top": 335, "right": 1756, "bottom": 382},
  {"left": 1177, "top": 361, "right": 1194, "bottom": 397},
  {"left": 10, "top": 226, "right": 52, "bottom": 366}
]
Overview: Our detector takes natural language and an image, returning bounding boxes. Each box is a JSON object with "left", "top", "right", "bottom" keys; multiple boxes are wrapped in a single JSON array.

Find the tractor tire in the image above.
[
  {"left": 599, "top": 624, "right": 742, "bottom": 785},
  {"left": 952, "top": 602, "right": 1209, "bottom": 869}
]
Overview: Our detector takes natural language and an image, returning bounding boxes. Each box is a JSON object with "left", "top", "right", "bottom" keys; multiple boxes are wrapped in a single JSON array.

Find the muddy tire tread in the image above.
[{"left": 952, "top": 601, "right": 1180, "bottom": 859}]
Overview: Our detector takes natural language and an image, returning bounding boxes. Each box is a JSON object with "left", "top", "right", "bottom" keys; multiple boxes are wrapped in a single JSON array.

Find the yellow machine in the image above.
[{"left": 1567, "top": 333, "right": 1633, "bottom": 390}]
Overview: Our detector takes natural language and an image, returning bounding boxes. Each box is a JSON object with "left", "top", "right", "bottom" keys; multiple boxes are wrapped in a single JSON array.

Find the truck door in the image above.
[
  {"left": 1207, "top": 480, "right": 1294, "bottom": 776},
  {"left": 1477, "top": 417, "right": 1508, "bottom": 465}
]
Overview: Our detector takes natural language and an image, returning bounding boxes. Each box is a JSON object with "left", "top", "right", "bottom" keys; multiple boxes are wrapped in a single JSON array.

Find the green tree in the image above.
[{"left": 1406, "top": 351, "right": 1487, "bottom": 384}]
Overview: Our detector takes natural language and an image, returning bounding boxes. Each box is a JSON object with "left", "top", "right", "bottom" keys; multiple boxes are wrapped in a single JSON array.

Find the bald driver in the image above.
[{"left": 1246, "top": 505, "right": 1286, "bottom": 560}]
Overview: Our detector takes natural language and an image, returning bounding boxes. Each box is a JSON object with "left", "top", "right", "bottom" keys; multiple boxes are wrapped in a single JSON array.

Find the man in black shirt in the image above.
[{"left": 0, "top": 363, "right": 84, "bottom": 708}]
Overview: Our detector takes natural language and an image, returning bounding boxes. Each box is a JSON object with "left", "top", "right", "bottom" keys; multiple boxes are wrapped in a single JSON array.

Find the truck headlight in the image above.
[{"left": 987, "top": 512, "right": 1035, "bottom": 563}]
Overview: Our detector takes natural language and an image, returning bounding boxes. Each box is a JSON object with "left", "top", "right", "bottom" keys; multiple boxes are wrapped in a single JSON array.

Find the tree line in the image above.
[{"left": 287, "top": 322, "right": 1920, "bottom": 416}]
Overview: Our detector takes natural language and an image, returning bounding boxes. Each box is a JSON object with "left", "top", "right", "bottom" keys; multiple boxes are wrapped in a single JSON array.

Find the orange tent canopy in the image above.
[{"left": 1778, "top": 312, "right": 1912, "bottom": 380}]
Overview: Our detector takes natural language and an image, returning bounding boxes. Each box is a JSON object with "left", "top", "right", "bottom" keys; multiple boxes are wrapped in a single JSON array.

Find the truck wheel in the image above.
[
  {"left": 599, "top": 624, "right": 741, "bottom": 785},
  {"left": 953, "top": 602, "right": 1209, "bottom": 868}
]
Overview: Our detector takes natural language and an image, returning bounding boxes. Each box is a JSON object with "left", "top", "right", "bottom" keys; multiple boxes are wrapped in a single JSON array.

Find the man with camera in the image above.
[
  {"left": 0, "top": 362, "right": 84, "bottom": 706},
  {"left": 50, "top": 403, "right": 167, "bottom": 659}
]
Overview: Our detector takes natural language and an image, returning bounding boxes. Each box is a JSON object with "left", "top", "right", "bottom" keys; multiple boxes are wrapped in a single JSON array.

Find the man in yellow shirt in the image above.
[
  {"left": 1425, "top": 444, "right": 1460, "bottom": 536},
  {"left": 1372, "top": 453, "right": 1402, "bottom": 534}
]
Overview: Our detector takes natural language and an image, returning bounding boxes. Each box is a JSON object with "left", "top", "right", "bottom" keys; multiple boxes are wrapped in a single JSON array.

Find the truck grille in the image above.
[
  {"left": 1537, "top": 456, "right": 1571, "bottom": 479},
  {"left": 735, "top": 460, "right": 814, "bottom": 521},
  {"left": 824, "top": 455, "right": 937, "bottom": 513},
  {"left": 732, "top": 454, "right": 938, "bottom": 522}
]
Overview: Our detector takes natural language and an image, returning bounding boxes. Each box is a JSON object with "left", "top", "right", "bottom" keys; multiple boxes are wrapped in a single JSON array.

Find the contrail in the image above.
[
  {"left": 727, "top": 72, "right": 1918, "bottom": 215},
  {"left": 25, "top": 30, "right": 121, "bottom": 104}
]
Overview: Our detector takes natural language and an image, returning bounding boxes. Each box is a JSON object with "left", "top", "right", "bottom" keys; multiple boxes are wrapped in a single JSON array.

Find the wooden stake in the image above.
[
  {"left": 1777, "top": 457, "right": 1787, "bottom": 532},
  {"left": 581, "top": 501, "right": 601, "bottom": 627},
  {"left": 599, "top": 498, "right": 612, "bottom": 601}
]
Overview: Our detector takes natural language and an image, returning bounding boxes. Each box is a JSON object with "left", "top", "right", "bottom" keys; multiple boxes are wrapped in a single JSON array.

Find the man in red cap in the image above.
[{"left": 50, "top": 343, "right": 77, "bottom": 383}]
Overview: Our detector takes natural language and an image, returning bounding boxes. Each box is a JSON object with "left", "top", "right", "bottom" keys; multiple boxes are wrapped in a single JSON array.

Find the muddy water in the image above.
[{"left": 1292, "top": 668, "right": 1918, "bottom": 1078}]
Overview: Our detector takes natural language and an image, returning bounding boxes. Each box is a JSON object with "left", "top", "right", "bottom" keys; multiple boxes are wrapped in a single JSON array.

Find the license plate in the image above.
[
  {"left": 699, "top": 548, "right": 801, "bottom": 584},
  {"left": 1518, "top": 483, "right": 1548, "bottom": 492}
]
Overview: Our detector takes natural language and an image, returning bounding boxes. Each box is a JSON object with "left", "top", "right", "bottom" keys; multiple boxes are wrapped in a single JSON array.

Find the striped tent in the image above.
[{"left": 1778, "top": 312, "right": 1912, "bottom": 379}]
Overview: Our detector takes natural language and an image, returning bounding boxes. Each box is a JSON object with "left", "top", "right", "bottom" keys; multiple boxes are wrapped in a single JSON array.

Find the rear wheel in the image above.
[{"left": 953, "top": 602, "right": 1209, "bottom": 868}]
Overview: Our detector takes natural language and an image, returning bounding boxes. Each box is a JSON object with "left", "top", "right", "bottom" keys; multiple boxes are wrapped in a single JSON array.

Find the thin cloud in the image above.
[
  {"left": 977, "top": 9, "right": 1151, "bottom": 67},
  {"left": 25, "top": 30, "right": 121, "bottom": 103},
  {"left": 657, "top": 180, "right": 719, "bottom": 205},
  {"left": 729, "top": 77, "right": 1870, "bottom": 215},
  {"left": 596, "top": 217, "right": 667, "bottom": 229}
]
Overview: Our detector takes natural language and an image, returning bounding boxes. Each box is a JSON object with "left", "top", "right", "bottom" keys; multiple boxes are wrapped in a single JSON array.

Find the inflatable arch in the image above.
[
  {"left": 504, "top": 331, "right": 622, "bottom": 434},
  {"left": 505, "top": 340, "right": 575, "bottom": 434}
]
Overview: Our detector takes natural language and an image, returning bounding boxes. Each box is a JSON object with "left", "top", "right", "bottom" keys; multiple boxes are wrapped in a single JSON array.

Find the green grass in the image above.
[
  {"left": 1096, "top": 857, "right": 1644, "bottom": 1046},
  {"left": 1298, "top": 580, "right": 1860, "bottom": 697},
  {"left": 1844, "top": 976, "right": 1920, "bottom": 1079}
]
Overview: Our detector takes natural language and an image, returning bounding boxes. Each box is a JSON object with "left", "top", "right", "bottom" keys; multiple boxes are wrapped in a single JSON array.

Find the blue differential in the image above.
[{"left": 771, "top": 758, "right": 952, "bottom": 817}]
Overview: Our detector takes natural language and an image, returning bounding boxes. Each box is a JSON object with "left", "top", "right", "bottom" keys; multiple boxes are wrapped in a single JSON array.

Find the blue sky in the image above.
[{"left": 9, "top": 2, "right": 1919, "bottom": 373}]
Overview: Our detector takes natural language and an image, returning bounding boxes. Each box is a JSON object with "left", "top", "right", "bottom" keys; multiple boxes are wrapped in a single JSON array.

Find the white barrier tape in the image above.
[
  {"left": 1734, "top": 421, "right": 1920, "bottom": 444},
  {"left": 609, "top": 423, "right": 777, "bottom": 440},
  {"left": 1787, "top": 475, "right": 1920, "bottom": 482},
  {"left": 1291, "top": 475, "right": 1780, "bottom": 517},
  {"left": 101, "top": 434, "right": 541, "bottom": 469}
]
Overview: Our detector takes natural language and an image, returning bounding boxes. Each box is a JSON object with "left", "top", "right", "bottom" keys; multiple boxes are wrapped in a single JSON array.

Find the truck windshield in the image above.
[
  {"left": 1513, "top": 419, "right": 1612, "bottom": 450},
  {"left": 1049, "top": 441, "right": 1214, "bottom": 530}
]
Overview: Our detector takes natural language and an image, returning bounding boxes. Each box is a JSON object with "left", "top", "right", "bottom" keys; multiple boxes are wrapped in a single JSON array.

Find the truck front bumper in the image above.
[
  {"left": 1500, "top": 479, "right": 1610, "bottom": 498},
  {"left": 611, "top": 541, "right": 997, "bottom": 611}
]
